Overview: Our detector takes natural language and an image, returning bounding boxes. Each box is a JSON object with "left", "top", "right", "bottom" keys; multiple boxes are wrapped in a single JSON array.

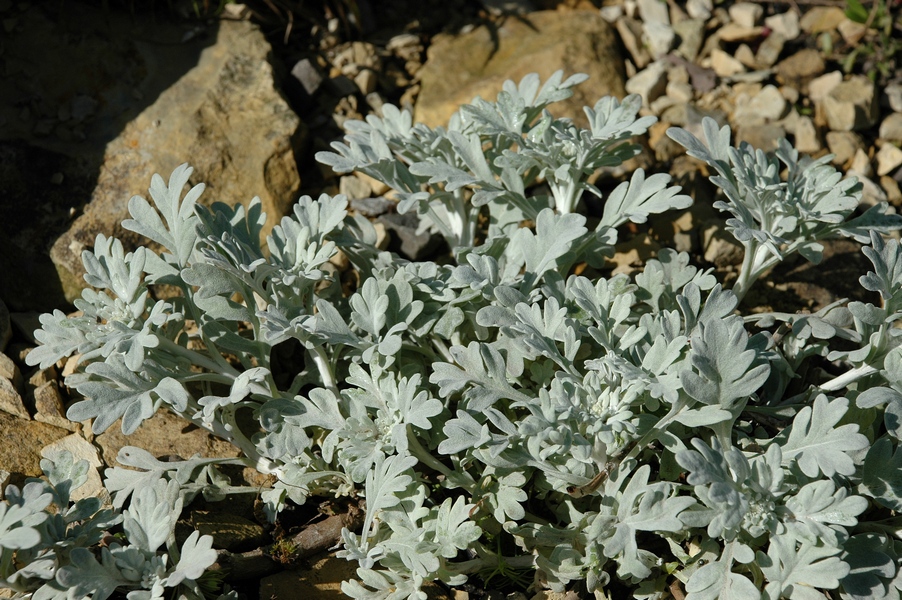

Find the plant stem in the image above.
[{"left": 819, "top": 364, "right": 879, "bottom": 392}]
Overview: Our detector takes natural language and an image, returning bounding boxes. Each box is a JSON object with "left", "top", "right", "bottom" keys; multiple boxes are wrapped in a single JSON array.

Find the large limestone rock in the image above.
[
  {"left": 0, "top": 2, "right": 305, "bottom": 309},
  {"left": 414, "top": 11, "right": 626, "bottom": 128}
]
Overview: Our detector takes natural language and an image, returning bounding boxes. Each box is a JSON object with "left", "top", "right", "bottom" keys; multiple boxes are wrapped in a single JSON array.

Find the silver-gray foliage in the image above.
[{"left": 6, "top": 72, "right": 902, "bottom": 599}]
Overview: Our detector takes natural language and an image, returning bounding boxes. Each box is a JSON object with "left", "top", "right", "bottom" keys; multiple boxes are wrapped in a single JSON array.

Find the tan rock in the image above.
[
  {"left": 826, "top": 131, "right": 865, "bottom": 166},
  {"left": 775, "top": 49, "right": 825, "bottom": 91},
  {"left": 879, "top": 113, "right": 902, "bottom": 142},
  {"left": 41, "top": 434, "right": 106, "bottom": 502},
  {"left": 736, "top": 84, "right": 787, "bottom": 125},
  {"left": 710, "top": 48, "right": 745, "bottom": 77},
  {"left": 33, "top": 381, "right": 77, "bottom": 431},
  {"left": 48, "top": 19, "right": 306, "bottom": 304},
  {"left": 718, "top": 23, "right": 765, "bottom": 43},
  {"left": 885, "top": 84, "right": 902, "bottom": 113},
  {"left": 666, "top": 80, "right": 694, "bottom": 103},
  {"left": 852, "top": 172, "right": 888, "bottom": 206},
  {"left": 736, "top": 123, "right": 786, "bottom": 152},
  {"left": 415, "top": 11, "right": 625, "bottom": 129},
  {"left": 703, "top": 225, "right": 744, "bottom": 267},
  {"left": 353, "top": 69, "right": 378, "bottom": 95},
  {"left": 259, "top": 555, "right": 360, "bottom": 600},
  {"left": 838, "top": 18, "right": 868, "bottom": 45},
  {"left": 800, "top": 7, "right": 846, "bottom": 34},
  {"left": 0, "top": 376, "right": 28, "bottom": 419},
  {"left": 876, "top": 144, "right": 902, "bottom": 177},
  {"left": 808, "top": 71, "right": 843, "bottom": 102},
  {"left": 0, "top": 300, "right": 9, "bottom": 353},
  {"left": 881, "top": 175, "right": 902, "bottom": 205},
  {"left": 735, "top": 44, "right": 757, "bottom": 69},
  {"left": 616, "top": 17, "right": 651, "bottom": 69},
  {"left": 0, "top": 411, "right": 70, "bottom": 479},
  {"left": 821, "top": 76, "right": 878, "bottom": 131},
  {"left": 0, "top": 352, "right": 22, "bottom": 390},
  {"left": 644, "top": 21, "right": 676, "bottom": 60},
  {"left": 95, "top": 409, "right": 239, "bottom": 471},
  {"left": 794, "top": 116, "right": 821, "bottom": 154},
  {"left": 673, "top": 19, "right": 706, "bottom": 62},
  {"left": 729, "top": 2, "right": 763, "bottom": 28},
  {"left": 355, "top": 171, "right": 390, "bottom": 196},
  {"left": 339, "top": 174, "right": 372, "bottom": 200},
  {"left": 850, "top": 148, "right": 873, "bottom": 177},
  {"left": 765, "top": 11, "right": 800, "bottom": 40}
]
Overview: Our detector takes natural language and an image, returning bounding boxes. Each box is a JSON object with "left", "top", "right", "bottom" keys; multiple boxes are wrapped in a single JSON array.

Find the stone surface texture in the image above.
[{"left": 414, "top": 11, "right": 626, "bottom": 128}]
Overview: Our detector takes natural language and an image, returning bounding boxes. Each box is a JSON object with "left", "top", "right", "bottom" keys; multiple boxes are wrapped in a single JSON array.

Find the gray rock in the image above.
[
  {"left": 47, "top": 19, "right": 305, "bottom": 305},
  {"left": 339, "top": 174, "right": 373, "bottom": 200},
  {"left": 794, "top": 116, "right": 821, "bottom": 154},
  {"left": 879, "top": 113, "right": 902, "bottom": 143},
  {"left": 808, "top": 71, "right": 843, "bottom": 102},
  {"left": 733, "top": 85, "right": 787, "bottom": 126},
  {"left": 765, "top": 11, "right": 800, "bottom": 40},
  {"left": 626, "top": 61, "right": 668, "bottom": 106},
  {"left": 703, "top": 225, "right": 744, "bottom": 267},
  {"left": 638, "top": 0, "right": 670, "bottom": 25},
  {"left": 289, "top": 58, "right": 324, "bottom": 100},
  {"left": 686, "top": 0, "right": 713, "bottom": 20},
  {"left": 644, "top": 21, "right": 676, "bottom": 60},
  {"left": 755, "top": 32, "right": 785, "bottom": 68},
  {"left": 414, "top": 11, "right": 625, "bottom": 129},
  {"left": 0, "top": 352, "right": 21, "bottom": 390},
  {"left": 717, "top": 23, "right": 765, "bottom": 43},
  {"left": 850, "top": 149, "right": 873, "bottom": 177},
  {"left": 850, "top": 171, "right": 888, "bottom": 206},
  {"left": 673, "top": 19, "right": 706, "bottom": 63},
  {"left": 820, "top": 76, "right": 878, "bottom": 131}
]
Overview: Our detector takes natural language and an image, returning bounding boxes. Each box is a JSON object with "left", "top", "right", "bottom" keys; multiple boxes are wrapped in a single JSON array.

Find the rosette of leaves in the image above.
[
  {"left": 18, "top": 72, "right": 902, "bottom": 600},
  {"left": 0, "top": 451, "right": 234, "bottom": 600}
]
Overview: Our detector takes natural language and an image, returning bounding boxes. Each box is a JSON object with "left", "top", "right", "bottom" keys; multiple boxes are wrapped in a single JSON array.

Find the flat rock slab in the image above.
[
  {"left": 0, "top": 411, "right": 70, "bottom": 483},
  {"left": 414, "top": 10, "right": 626, "bottom": 128}
]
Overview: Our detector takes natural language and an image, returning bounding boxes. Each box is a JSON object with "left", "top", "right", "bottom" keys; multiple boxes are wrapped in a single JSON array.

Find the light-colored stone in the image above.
[
  {"left": 851, "top": 172, "right": 888, "bottom": 206},
  {"left": 827, "top": 131, "right": 865, "bottom": 166},
  {"left": 837, "top": 18, "right": 868, "bottom": 45},
  {"left": 717, "top": 23, "right": 765, "bottom": 43},
  {"left": 95, "top": 409, "right": 240, "bottom": 471},
  {"left": 710, "top": 48, "right": 745, "bottom": 77},
  {"left": 339, "top": 174, "right": 372, "bottom": 200},
  {"left": 0, "top": 352, "right": 21, "bottom": 390},
  {"left": 415, "top": 11, "right": 625, "bottom": 129},
  {"left": 41, "top": 434, "right": 105, "bottom": 502},
  {"left": 794, "top": 116, "right": 820, "bottom": 154},
  {"left": 735, "top": 44, "right": 757, "bottom": 69},
  {"left": 616, "top": 18, "right": 651, "bottom": 69},
  {"left": 626, "top": 61, "right": 668, "bottom": 106},
  {"left": 876, "top": 144, "right": 902, "bottom": 177},
  {"left": 47, "top": 19, "right": 305, "bottom": 304},
  {"left": 673, "top": 18, "right": 705, "bottom": 62},
  {"left": 808, "top": 70, "right": 843, "bottom": 102},
  {"left": 765, "top": 11, "right": 800, "bottom": 40},
  {"left": 638, "top": 0, "right": 670, "bottom": 24},
  {"left": 850, "top": 148, "right": 872, "bottom": 177},
  {"left": 353, "top": 69, "right": 378, "bottom": 95},
  {"left": 881, "top": 175, "right": 902, "bottom": 205},
  {"left": 650, "top": 94, "right": 678, "bottom": 115},
  {"left": 704, "top": 225, "right": 744, "bottom": 267},
  {"left": 0, "top": 375, "right": 28, "bottom": 419},
  {"left": 800, "top": 7, "right": 846, "bottom": 34},
  {"left": 0, "top": 411, "right": 69, "bottom": 479},
  {"left": 734, "top": 84, "right": 786, "bottom": 125},
  {"left": 736, "top": 123, "right": 786, "bottom": 152},
  {"left": 729, "top": 3, "right": 763, "bottom": 28},
  {"left": 780, "top": 85, "right": 799, "bottom": 105},
  {"left": 755, "top": 32, "right": 784, "bottom": 68},
  {"left": 33, "top": 381, "right": 77, "bottom": 431},
  {"left": 885, "top": 84, "right": 902, "bottom": 113},
  {"left": 355, "top": 171, "right": 390, "bottom": 196},
  {"left": 666, "top": 80, "right": 694, "bottom": 103},
  {"left": 644, "top": 21, "right": 676, "bottom": 59},
  {"left": 879, "top": 113, "right": 902, "bottom": 142},
  {"left": 775, "top": 49, "right": 825, "bottom": 90},
  {"left": 821, "top": 76, "right": 878, "bottom": 131},
  {"left": 686, "top": 0, "right": 713, "bottom": 20}
]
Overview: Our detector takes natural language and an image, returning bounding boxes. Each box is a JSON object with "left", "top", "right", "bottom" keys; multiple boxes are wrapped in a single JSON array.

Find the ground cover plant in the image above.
[{"left": 4, "top": 71, "right": 902, "bottom": 599}]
